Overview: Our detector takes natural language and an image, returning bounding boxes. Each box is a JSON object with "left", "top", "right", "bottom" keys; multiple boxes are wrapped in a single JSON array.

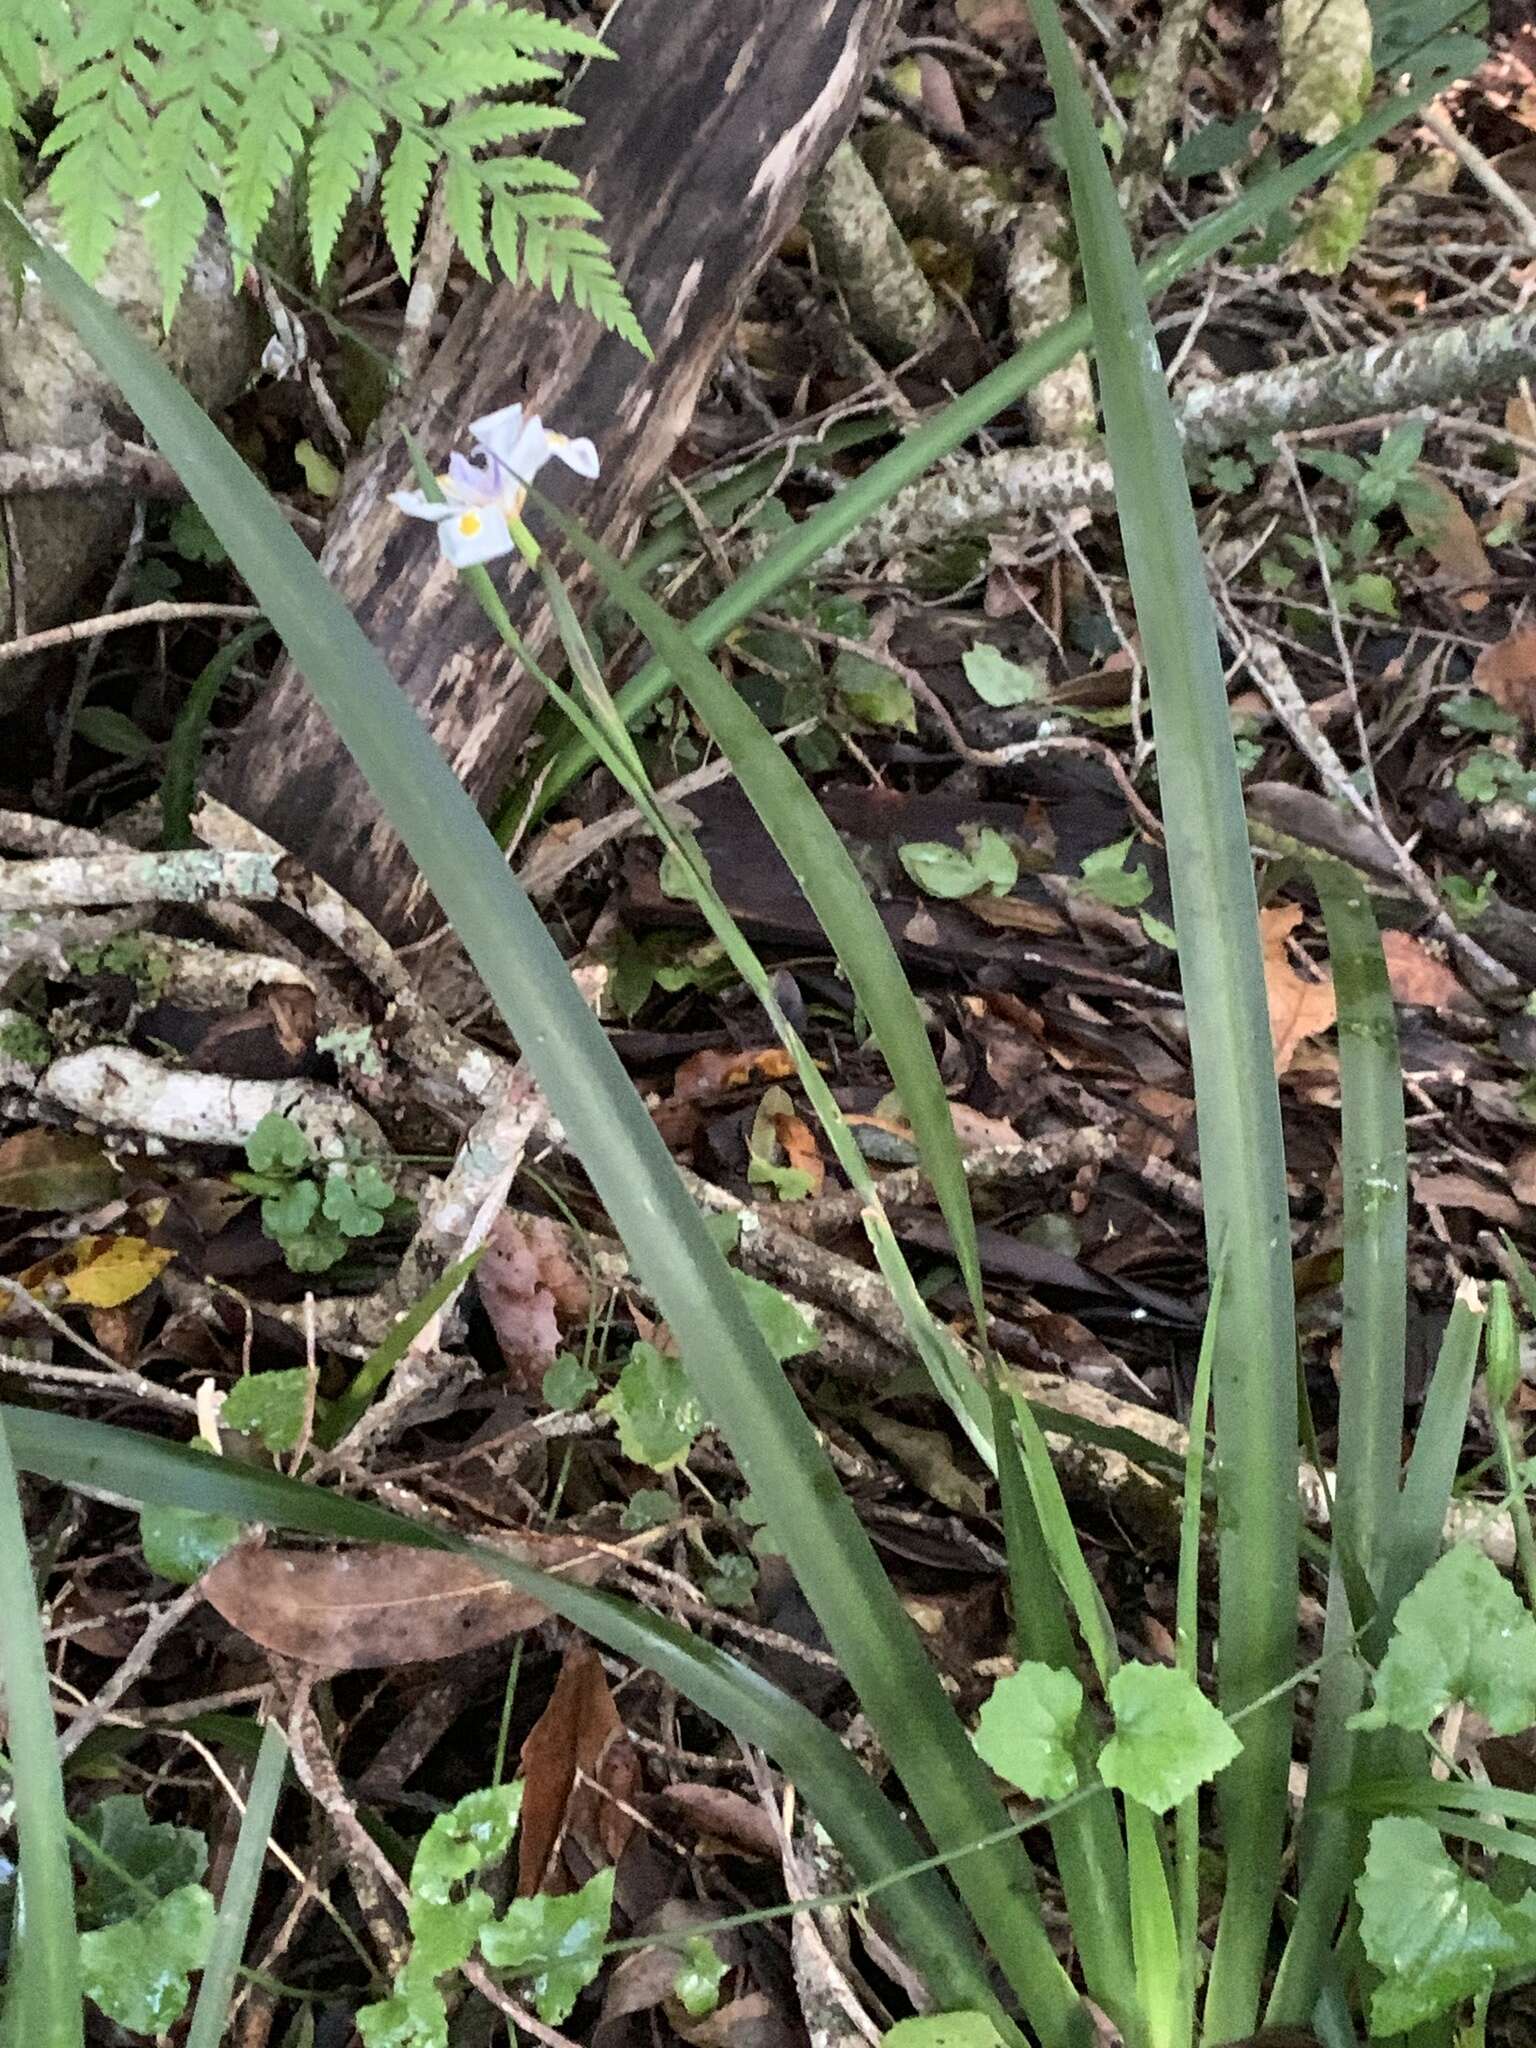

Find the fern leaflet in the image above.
[{"left": 1, "top": 0, "right": 648, "bottom": 353}]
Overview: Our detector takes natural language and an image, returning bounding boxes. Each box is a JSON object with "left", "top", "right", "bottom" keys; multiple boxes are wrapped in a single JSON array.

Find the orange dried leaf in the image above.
[
  {"left": 671, "top": 1046, "right": 797, "bottom": 1102},
  {"left": 1260, "top": 903, "right": 1337, "bottom": 1075},
  {"left": 1380, "top": 929, "right": 1464, "bottom": 1009},
  {"left": 1474, "top": 626, "right": 1536, "bottom": 722},
  {"left": 770, "top": 1110, "right": 824, "bottom": 1197}
]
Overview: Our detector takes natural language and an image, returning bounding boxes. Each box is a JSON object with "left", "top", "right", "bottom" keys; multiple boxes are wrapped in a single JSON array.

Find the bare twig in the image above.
[
  {"left": 56, "top": 1584, "right": 203, "bottom": 1760},
  {"left": 0, "top": 601, "right": 262, "bottom": 667},
  {"left": 1421, "top": 103, "right": 1536, "bottom": 250}
]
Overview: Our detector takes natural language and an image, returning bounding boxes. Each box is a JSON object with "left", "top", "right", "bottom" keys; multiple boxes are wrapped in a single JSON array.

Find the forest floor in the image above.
[{"left": 5, "top": 2, "right": 1536, "bottom": 2044}]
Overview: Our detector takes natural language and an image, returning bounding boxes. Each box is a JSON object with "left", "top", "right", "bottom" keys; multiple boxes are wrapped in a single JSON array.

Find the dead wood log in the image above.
[{"left": 218, "top": 0, "right": 898, "bottom": 941}]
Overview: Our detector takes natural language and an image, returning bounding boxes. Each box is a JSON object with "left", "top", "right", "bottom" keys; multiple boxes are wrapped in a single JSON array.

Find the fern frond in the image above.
[
  {"left": 307, "top": 90, "right": 386, "bottom": 279},
  {"left": 433, "top": 98, "right": 575, "bottom": 151},
  {"left": 14, "top": 0, "right": 647, "bottom": 347},
  {"left": 42, "top": 71, "right": 148, "bottom": 279},
  {"left": 379, "top": 124, "right": 435, "bottom": 276},
  {"left": 142, "top": 99, "right": 220, "bottom": 324},
  {"left": 442, "top": 153, "right": 488, "bottom": 278},
  {"left": 519, "top": 215, "right": 651, "bottom": 358},
  {"left": 483, "top": 8, "right": 616, "bottom": 60},
  {"left": 222, "top": 41, "right": 326, "bottom": 283}
]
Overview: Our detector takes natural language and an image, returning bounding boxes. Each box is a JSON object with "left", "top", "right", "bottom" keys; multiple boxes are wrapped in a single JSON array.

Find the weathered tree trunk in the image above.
[{"left": 219, "top": 0, "right": 897, "bottom": 939}]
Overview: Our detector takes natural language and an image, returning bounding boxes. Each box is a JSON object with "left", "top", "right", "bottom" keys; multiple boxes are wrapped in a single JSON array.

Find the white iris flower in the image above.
[{"left": 389, "top": 403, "right": 600, "bottom": 568}]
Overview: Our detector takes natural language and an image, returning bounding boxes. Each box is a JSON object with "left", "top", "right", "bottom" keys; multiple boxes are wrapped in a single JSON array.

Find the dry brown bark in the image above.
[{"left": 217, "top": 0, "right": 899, "bottom": 939}]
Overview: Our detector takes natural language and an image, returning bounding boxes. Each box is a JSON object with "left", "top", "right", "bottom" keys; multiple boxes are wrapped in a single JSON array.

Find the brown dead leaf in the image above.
[
  {"left": 917, "top": 52, "right": 966, "bottom": 135},
  {"left": 1415, "top": 1173, "right": 1521, "bottom": 1228},
  {"left": 1509, "top": 1146, "right": 1536, "bottom": 1208},
  {"left": 1260, "top": 904, "right": 1337, "bottom": 1075},
  {"left": 1503, "top": 393, "right": 1536, "bottom": 527},
  {"left": 478, "top": 1211, "right": 591, "bottom": 1392},
  {"left": 1474, "top": 626, "right": 1536, "bottom": 723},
  {"left": 863, "top": 1414, "right": 987, "bottom": 1514},
  {"left": 656, "top": 1784, "right": 780, "bottom": 1861},
  {"left": 1124, "top": 1086, "right": 1196, "bottom": 1166},
  {"left": 0, "top": 1129, "right": 121, "bottom": 1212},
  {"left": 964, "top": 892, "right": 1064, "bottom": 935},
  {"left": 675, "top": 1991, "right": 801, "bottom": 2048},
  {"left": 1401, "top": 470, "right": 1491, "bottom": 608},
  {"left": 1380, "top": 929, "right": 1464, "bottom": 1009},
  {"left": 671, "top": 1047, "right": 797, "bottom": 1102},
  {"left": 518, "top": 1643, "right": 638, "bottom": 1895},
  {"left": 202, "top": 1537, "right": 607, "bottom": 1669},
  {"left": 954, "top": 0, "right": 1036, "bottom": 41},
  {"left": 950, "top": 1102, "right": 1023, "bottom": 1153}
]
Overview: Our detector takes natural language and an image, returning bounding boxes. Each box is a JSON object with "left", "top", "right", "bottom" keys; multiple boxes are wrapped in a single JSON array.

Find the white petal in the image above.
[
  {"left": 502, "top": 415, "right": 553, "bottom": 487},
  {"left": 389, "top": 489, "right": 456, "bottom": 524},
  {"left": 466, "top": 403, "right": 526, "bottom": 469},
  {"left": 549, "top": 434, "right": 599, "bottom": 479},
  {"left": 438, "top": 503, "right": 515, "bottom": 568}
]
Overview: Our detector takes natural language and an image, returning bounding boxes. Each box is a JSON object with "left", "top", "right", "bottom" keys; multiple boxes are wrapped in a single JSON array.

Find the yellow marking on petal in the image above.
[
  {"left": 458, "top": 512, "right": 483, "bottom": 536},
  {"left": 547, "top": 431, "right": 566, "bottom": 447}
]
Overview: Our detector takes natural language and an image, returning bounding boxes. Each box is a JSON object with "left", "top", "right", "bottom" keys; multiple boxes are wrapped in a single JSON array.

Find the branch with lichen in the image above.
[
  {"left": 822, "top": 304, "right": 1536, "bottom": 569},
  {"left": 800, "top": 139, "right": 943, "bottom": 365},
  {"left": 861, "top": 122, "right": 1095, "bottom": 442}
]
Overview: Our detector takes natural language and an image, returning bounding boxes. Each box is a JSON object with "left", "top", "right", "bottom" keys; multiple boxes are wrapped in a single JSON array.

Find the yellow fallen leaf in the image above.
[{"left": 64, "top": 1235, "right": 175, "bottom": 1307}]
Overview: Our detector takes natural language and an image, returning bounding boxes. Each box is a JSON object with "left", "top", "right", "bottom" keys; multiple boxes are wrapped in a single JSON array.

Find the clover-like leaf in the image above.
[
  {"left": 543, "top": 1352, "right": 598, "bottom": 1411},
  {"left": 408, "top": 1891, "right": 495, "bottom": 1980},
  {"left": 1077, "top": 835, "right": 1153, "bottom": 910},
  {"left": 961, "top": 645, "right": 1044, "bottom": 708},
  {"left": 322, "top": 1163, "right": 394, "bottom": 1237},
  {"left": 1351, "top": 1546, "right": 1536, "bottom": 1737},
  {"left": 1358, "top": 1816, "right": 1536, "bottom": 2036},
  {"left": 964, "top": 826, "right": 1019, "bottom": 897},
  {"left": 262, "top": 1177, "right": 320, "bottom": 1241},
  {"left": 673, "top": 1934, "right": 728, "bottom": 2017},
  {"left": 80, "top": 1882, "right": 214, "bottom": 2033},
  {"left": 479, "top": 1866, "right": 616, "bottom": 2024},
  {"left": 1098, "top": 1663, "right": 1241, "bottom": 1813},
  {"left": 280, "top": 1218, "right": 349, "bottom": 1272},
  {"left": 737, "top": 1274, "right": 818, "bottom": 1363},
  {"left": 78, "top": 1794, "right": 207, "bottom": 1926},
  {"left": 246, "top": 1112, "right": 313, "bottom": 1176},
  {"left": 972, "top": 1663, "right": 1083, "bottom": 1801},
  {"left": 411, "top": 1782, "right": 524, "bottom": 1904},
  {"left": 898, "top": 841, "right": 986, "bottom": 900},
  {"left": 357, "top": 1976, "right": 449, "bottom": 2048},
  {"left": 598, "top": 1343, "right": 704, "bottom": 1472},
  {"left": 222, "top": 1368, "right": 312, "bottom": 1453},
  {"left": 140, "top": 1501, "right": 241, "bottom": 1585}
]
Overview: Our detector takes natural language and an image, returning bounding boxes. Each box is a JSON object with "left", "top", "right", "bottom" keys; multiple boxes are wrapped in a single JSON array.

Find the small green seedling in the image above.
[
  {"left": 1076, "top": 835, "right": 1153, "bottom": 910},
  {"left": 231, "top": 1112, "right": 402, "bottom": 1273},
  {"left": 899, "top": 826, "right": 1019, "bottom": 901}
]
